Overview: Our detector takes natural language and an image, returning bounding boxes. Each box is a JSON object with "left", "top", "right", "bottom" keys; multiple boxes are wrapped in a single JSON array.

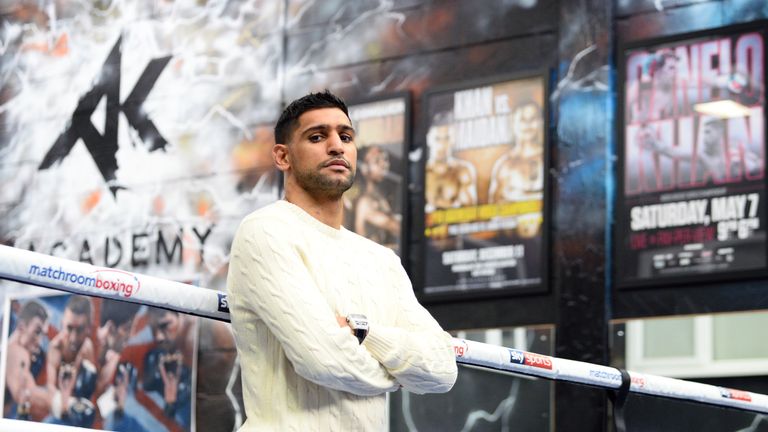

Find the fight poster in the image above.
[
  {"left": 618, "top": 26, "right": 767, "bottom": 287},
  {"left": 422, "top": 75, "right": 548, "bottom": 299},
  {"left": 0, "top": 293, "right": 198, "bottom": 431},
  {"left": 344, "top": 95, "right": 409, "bottom": 256}
]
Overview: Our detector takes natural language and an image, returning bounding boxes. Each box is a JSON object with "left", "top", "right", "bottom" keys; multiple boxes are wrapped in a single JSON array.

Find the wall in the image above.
[{"left": 1, "top": 0, "right": 768, "bottom": 431}]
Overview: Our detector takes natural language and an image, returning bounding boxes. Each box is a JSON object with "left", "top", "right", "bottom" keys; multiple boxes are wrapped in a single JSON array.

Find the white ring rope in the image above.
[
  {"left": 0, "top": 418, "right": 100, "bottom": 431},
  {"left": 0, "top": 244, "right": 229, "bottom": 322},
  {"left": 2, "top": 244, "right": 767, "bottom": 416}
]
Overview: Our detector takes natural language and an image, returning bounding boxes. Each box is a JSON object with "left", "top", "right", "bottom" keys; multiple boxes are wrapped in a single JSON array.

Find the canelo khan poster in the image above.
[
  {"left": 618, "top": 27, "right": 766, "bottom": 286},
  {"left": 422, "top": 75, "right": 547, "bottom": 298}
]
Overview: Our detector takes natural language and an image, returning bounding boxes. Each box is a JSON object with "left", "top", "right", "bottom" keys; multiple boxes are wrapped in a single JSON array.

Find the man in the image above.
[
  {"left": 628, "top": 48, "right": 679, "bottom": 123},
  {"left": 95, "top": 299, "right": 141, "bottom": 398},
  {"left": 354, "top": 145, "right": 401, "bottom": 250},
  {"left": 93, "top": 299, "right": 145, "bottom": 430},
  {"left": 5, "top": 300, "right": 50, "bottom": 421},
  {"left": 424, "top": 111, "right": 478, "bottom": 212},
  {"left": 142, "top": 308, "right": 193, "bottom": 430},
  {"left": 227, "top": 90, "right": 457, "bottom": 431},
  {"left": 45, "top": 295, "right": 97, "bottom": 428},
  {"left": 488, "top": 100, "right": 545, "bottom": 204}
]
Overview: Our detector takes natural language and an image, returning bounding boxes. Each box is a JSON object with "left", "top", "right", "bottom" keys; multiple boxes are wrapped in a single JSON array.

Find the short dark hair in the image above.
[
  {"left": 274, "top": 90, "right": 350, "bottom": 144},
  {"left": 147, "top": 306, "right": 178, "bottom": 323},
  {"left": 66, "top": 295, "right": 92, "bottom": 320},
  {"left": 100, "top": 299, "right": 140, "bottom": 327},
  {"left": 19, "top": 300, "right": 47, "bottom": 325}
]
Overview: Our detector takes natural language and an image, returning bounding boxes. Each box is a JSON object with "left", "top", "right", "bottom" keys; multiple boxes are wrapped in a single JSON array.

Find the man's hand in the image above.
[
  {"left": 57, "top": 363, "right": 76, "bottom": 416},
  {"left": 638, "top": 124, "right": 661, "bottom": 152},
  {"left": 114, "top": 364, "right": 130, "bottom": 410},
  {"left": 159, "top": 352, "right": 181, "bottom": 405},
  {"left": 336, "top": 314, "right": 349, "bottom": 329}
]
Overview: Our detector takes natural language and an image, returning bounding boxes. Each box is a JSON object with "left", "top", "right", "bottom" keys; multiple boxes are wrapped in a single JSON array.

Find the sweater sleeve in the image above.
[
  {"left": 228, "top": 218, "right": 399, "bottom": 396},
  {"left": 361, "top": 253, "right": 458, "bottom": 394}
]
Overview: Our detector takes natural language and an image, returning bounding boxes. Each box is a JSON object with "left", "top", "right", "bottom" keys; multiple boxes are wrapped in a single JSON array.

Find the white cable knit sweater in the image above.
[{"left": 227, "top": 200, "right": 457, "bottom": 431}]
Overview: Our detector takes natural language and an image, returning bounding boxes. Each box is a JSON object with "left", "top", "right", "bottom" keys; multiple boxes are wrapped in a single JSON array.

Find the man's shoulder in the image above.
[
  {"left": 6, "top": 341, "right": 27, "bottom": 361},
  {"left": 451, "top": 159, "right": 475, "bottom": 173},
  {"left": 239, "top": 201, "right": 292, "bottom": 230},
  {"left": 344, "top": 229, "right": 398, "bottom": 259}
]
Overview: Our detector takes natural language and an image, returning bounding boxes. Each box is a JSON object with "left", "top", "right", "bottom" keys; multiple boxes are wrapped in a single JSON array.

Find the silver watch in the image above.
[{"left": 346, "top": 314, "right": 369, "bottom": 344}]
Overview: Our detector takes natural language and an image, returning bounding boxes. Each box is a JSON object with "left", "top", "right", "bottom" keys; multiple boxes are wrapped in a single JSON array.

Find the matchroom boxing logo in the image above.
[
  {"left": 27, "top": 264, "right": 140, "bottom": 298},
  {"left": 453, "top": 339, "right": 469, "bottom": 358}
]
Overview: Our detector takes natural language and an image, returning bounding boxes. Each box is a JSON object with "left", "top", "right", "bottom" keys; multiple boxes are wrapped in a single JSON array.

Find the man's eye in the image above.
[
  {"left": 340, "top": 134, "right": 353, "bottom": 143},
  {"left": 309, "top": 135, "right": 323, "bottom": 143}
]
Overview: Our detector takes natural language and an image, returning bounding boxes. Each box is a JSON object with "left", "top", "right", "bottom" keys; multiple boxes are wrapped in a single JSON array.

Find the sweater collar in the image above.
[{"left": 276, "top": 199, "right": 346, "bottom": 239}]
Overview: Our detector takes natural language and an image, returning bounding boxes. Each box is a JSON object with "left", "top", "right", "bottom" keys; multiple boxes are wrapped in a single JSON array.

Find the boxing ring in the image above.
[{"left": 1, "top": 243, "right": 768, "bottom": 432}]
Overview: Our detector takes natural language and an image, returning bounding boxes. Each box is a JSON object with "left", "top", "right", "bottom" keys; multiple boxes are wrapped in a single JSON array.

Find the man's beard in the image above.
[{"left": 294, "top": 165, "right": 355, "bottom": 200}]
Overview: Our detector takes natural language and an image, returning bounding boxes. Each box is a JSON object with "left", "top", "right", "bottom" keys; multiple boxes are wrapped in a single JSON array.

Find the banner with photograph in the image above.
[
  {"left": 1, "top": 293, "right": 198, "bottom": 431},
  {"left": 422, "top": 75, "right": 548, "bottom": 299},
  {"left": 617, "top": 26, "right": 767, "bottom": 287},
  {"left": 345, "top": 95, "right": 409, "bottom": 256}
]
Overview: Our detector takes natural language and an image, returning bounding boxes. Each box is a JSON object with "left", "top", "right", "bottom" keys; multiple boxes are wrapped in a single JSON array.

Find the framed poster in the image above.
[
  {"left": 344, "top": 93, "right": 410, "bottom": 257},
  {"left": 0, "top": 293, "right": 198, "bottom": 431},
  {"left": 420, "top": 74, "right": 549, "bottom": 300},
  {"left": 617, "top": 23, "right": 767, "bottom": 288}
]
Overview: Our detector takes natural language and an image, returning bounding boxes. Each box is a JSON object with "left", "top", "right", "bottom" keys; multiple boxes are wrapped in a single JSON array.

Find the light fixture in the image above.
[{"left": 693, "top": 99, "right": 752, "bottom": 119}]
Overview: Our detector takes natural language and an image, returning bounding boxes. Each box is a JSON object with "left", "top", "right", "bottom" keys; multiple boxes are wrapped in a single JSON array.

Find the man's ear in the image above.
[{"left": 273, "top": 144, "right": 290, "bottom": 172}]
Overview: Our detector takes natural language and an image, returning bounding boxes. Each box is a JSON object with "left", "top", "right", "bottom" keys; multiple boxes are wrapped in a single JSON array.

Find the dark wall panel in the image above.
[{"left": 285, "top": 0, "right": 557, "bottom": 70}]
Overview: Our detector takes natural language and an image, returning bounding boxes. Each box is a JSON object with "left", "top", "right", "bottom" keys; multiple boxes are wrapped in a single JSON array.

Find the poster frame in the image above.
[
  {"left": 416, "top": 71, "right": 551, "bottom": 303},
  {"left": 615, "top": 20, "right": 768, "bottom": 290},
  {"left": 0, "top": 290, "right": 199, "bottom": 431},
  {"left": 345, "top": 91, "right": 412, "bottom": 264}
]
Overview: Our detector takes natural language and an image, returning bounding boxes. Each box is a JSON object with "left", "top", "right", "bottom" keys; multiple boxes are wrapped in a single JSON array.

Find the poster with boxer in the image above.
[
  {"left": 421, "top": 74, "right": 549, "bottom": 300},
  {"left": 0, "top": 293, "right": 198, "bottom": 431},
  {"left": 617, "top": 25, "right": 767, "bottom": 288},
  {"left": 344, "top": 94, "right": 410, "bottom": 257}
]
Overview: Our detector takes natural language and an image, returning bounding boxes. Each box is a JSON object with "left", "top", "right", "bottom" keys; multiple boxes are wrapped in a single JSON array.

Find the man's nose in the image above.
[{"left": 327, "top": 133, "right": 344, "bottom": 154}]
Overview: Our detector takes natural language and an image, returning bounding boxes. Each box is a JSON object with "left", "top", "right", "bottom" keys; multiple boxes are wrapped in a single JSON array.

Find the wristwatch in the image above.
[{"left": 345, "top": 314, "right": 369, "bottom": 344}]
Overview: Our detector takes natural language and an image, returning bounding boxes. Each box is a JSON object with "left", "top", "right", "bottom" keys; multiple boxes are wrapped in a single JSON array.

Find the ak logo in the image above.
[{"left": 39, "top": 36, "right": 171, "bottom": 197}]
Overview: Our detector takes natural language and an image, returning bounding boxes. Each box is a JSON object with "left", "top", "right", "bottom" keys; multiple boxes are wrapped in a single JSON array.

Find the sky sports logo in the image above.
[
  {"left": 217, "top": 293, "right": 229, "bottom": 313},
  {"left": 28, "top": 264, "right": 140, "bottom": 298},
  {"left": 720, "top": 387, "right": 752, "bottom": 403},
  {"left": 509, "top": 349, "right": 553, "bottom": 370}
]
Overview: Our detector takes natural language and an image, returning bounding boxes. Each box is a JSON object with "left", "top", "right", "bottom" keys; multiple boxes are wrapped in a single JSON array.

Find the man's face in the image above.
[
  {"left": 20, "top": 316, "right": 45, "bottom": 355},
  {"left": 364, "top": 147, "right": 389, "bottom": 182},
  {"left": 151, "top": 312, "right": 180, "bottom": 347},
  {"left": 702, "top": 122, "right": 723, "bottom": 151},
  {"left": 107, "top": 319, "right": 134, "bottom": 352},
  {"left": 285, "top": 108, "right": 357, "bottom": 199},
  {"left": 427, "top": 124, "right": 454, "bottom": 160},
  {"left": 657, "top": 56, "right": 677, "bottom": 84},
  {"left": 61, "top": 309, "right": 89, "bottom": 355},
  {"left": 513, "top": 104, "right": 542, "bottom": 144}
]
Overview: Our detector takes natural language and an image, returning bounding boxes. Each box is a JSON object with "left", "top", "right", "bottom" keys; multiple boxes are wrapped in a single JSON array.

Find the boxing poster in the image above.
[
  {"left": 617, "top": 26, "right": 767, "bottom": 287},
  {"left": 344, "top": 94, "right": 410, "bottom": 257},
  {"left": 421, "top": 75, "right": 548, "bottom": 299},
  {"left": 0, "top": 293, "right": 198, "bottom": 431}
]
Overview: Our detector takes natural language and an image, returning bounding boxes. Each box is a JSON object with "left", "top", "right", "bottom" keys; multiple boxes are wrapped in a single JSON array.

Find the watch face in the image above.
[{"left": 347, "top": 314, "right": 369, "bottom": 331}]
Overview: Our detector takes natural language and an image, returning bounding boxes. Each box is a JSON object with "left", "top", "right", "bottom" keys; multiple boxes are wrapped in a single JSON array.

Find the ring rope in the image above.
[
  {"left": 0, "top": 418, "right": 100, "bottom": 431},
  {"left": 1, "top": 244, "right": 767, "bottom": 416}
]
